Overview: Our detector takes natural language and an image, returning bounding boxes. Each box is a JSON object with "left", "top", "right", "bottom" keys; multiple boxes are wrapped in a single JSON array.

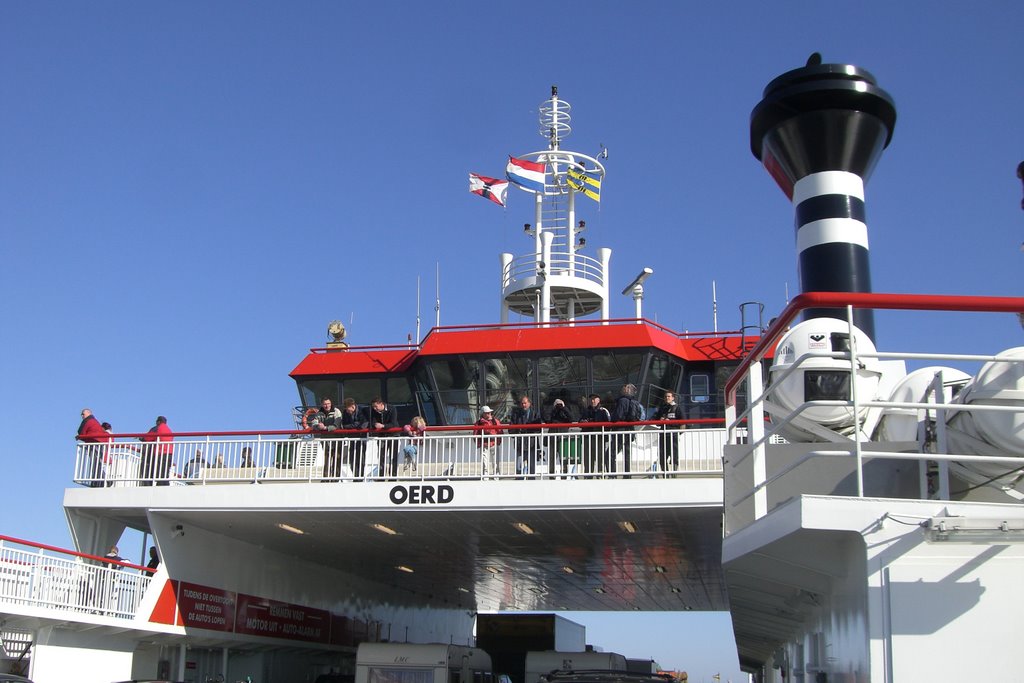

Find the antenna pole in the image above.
[
  {"left": 435, "top": 262, "right": 441, "bottom": 328},
  {"left": 416, "top": 276, "right": 421, "bottom": 345},
  {"left": 712, "top": 280, "right": 718, "bottom": 334}
]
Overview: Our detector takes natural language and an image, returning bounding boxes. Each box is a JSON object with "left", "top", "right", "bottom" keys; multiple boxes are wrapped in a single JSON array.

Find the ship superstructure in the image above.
[{"left": 1, "top": 63, "right": 1022, "bottom": 683}]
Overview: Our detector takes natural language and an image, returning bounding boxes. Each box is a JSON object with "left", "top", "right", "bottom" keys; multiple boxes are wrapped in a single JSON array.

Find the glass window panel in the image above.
[
  {"left": 342, "top": 378, "right": 383, "bottom": 406},
  {"left": 537, "top": 354, "right": 587, "bottom": 420},
  {"left": 428, "top": 358, "right": 478, "bottom": 425},
  {"left": 591, "top": 352, "right": 644, "bottom": 404},
  {"left": 299, "top": 380, "right": 338, "bottom": 408}
]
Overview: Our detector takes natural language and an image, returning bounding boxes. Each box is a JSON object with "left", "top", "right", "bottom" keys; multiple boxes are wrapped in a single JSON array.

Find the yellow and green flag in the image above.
[{"left": 567, "top": 167, "right": 601, "bottom": 202}]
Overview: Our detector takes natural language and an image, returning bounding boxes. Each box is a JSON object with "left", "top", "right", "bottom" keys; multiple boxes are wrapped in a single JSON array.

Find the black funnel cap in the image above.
[{"left": 751, "top": 59, "right": 896, "bottom": 198}]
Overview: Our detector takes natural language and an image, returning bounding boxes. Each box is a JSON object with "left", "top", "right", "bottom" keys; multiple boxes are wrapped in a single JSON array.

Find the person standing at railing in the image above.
[
  {"left": 580, "top": 394, "right": 611, "bottom": 475},
  {"left": 77, "top": 408, "right": 109, "bottom": 487},
  {"left": 475, "top": 406, "right": 502, "bottom": 478},
  {"left": 341, "top": 398, "right": 370, "bottom": 479},
  {"left": 401, "top": 416, "right": 427, "bottom": 473},
  {"left": 547, "top": 399, "right": 577, "bottom": 476},
  {"left": 101, "top": 545, "right": 124, "bottom": 611},
  {"left": 653, "top": 391, "right": 685, "bottom": 473},
  {"left": 368, "top": 397, "right": 400, "bottom": 479},
  {"left": 139, "top": 415, "right": 174, "bottom": 485},
  {"left": 611, "top": 384, "right": 643, "bottom": 474},
  {"left": 309, "top": 397, "right": 344, "bottom": 480},
  {"left": 509, "top": 395, "right": 544, "bottom": 477}
]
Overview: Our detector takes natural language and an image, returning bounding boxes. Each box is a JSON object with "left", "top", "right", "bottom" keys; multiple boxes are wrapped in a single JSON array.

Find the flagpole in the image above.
[
  {"left": 435, "top": 262, "right": 441, "bottom": 329},
  {"left": 415, "top": 276, "right": 421, "bottom": 345}
]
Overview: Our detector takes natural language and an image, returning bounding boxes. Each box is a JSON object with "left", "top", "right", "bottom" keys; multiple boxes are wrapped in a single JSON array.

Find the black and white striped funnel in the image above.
[{"left": 751, "top": 55, "right": 896, "bottom": 340}]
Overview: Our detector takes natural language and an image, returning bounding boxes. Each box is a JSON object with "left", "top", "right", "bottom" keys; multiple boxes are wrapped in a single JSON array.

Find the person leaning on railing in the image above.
[
  {"left": 401, "top": 416, "right": 427, "bottom": 473},
  {"left": 309, "top": 397, "right": 344, "bottom": 480},
  {"left": 341, "top": 398, "right": 370, "bottom": 479},
  {"left": 77, "top": 408, "right": 108, "bottom": 487},
  {"left": 368, "top": 397, "right": 400, "bottom": 479}
]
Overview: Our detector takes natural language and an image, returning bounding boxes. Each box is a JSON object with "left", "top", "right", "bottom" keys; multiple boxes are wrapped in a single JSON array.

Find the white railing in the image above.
[
  {"left": 74, "top": 425, "right": 728, "bottom": 486},
  {"left": 723, "top": 292, "right": 1024, "bottom": 521},
  {"left": 0, "top": 537, "right": 151, "bottom": 619},
  {"left": 503, "top": 251, "right": 605, "bottom": 288}
]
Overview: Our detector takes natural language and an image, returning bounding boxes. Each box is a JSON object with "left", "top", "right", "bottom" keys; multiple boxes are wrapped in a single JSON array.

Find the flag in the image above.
[
  {"left": 567, "top": 166, "right": 601, "bottom": 202},
  {"left": 469, "top": 173, "right": 509, "bottom": 207},
  {"left": 506, "top": 156, "right": 546, "bottom": 192}
]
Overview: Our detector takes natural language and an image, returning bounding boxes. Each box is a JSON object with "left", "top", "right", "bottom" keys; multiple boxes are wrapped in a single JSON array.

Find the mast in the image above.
[{"left": 500, "top": 86, "right": 610, "bottom": 325}]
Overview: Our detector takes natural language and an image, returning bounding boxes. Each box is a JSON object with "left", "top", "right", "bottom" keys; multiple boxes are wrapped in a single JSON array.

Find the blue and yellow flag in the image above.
[{"left": 567, "top": 167, "right": 601, "bottom": 202}]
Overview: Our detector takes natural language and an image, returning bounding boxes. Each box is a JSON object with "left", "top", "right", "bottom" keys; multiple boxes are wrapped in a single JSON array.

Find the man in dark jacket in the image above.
[
  {"left": 611, "top": 383, "right": 642, "bottom": 474},
  {"left": 580, "top": 394, "right": 611, "bottom": 474},
  {"left": 77, "top": 408, "right": 108, "bottom": 487},
  {"left": 310, "top": 397, "right": 344, "bottom": 480},
  {"left": 653, "top": 391, "right": 685, "bottom": 472},
  {"left": 509, "top": 395, "right": 544, "bottom": 477},
  {"left": 341, "top": 398, "right": 370, "bottom": 479},
  {"left": 368, "top": 397, "right": 399, "bottom": 478}
]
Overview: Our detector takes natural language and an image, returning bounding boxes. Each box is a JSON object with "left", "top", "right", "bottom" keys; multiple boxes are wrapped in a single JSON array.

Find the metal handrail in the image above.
[
  {"left": 74, "top": 422, "right": 731, "bottom": 487},
  {"left": 0, "top": 535, "right": 152, "bottom": 619}
]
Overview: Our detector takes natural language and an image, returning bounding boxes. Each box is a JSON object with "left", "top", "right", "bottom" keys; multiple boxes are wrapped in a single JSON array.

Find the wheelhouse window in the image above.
[
  {"left": 427, "top": 357, "right": 479, "bottom": 425},
  {"left": 537, "top": 353, "right": 586, "bottom": 420},
  {"left": 298, "top": 380, "right": 339, "bottom": 408},
  {"left": 342, "top": 378, "right": 383, "bottom": 406},
  {"left": 592, "top": 352, "right": 644, "bottom": 404}
]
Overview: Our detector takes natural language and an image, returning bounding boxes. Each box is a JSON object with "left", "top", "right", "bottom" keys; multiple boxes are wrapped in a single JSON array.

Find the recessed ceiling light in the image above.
[
  {"left": 457, "top": 587, "right": 470, "bottom": 593},
  {"left": 670, "top": 587, "right": 681, "bottom": 593},
  {"left": 561, "top": 566, "right": 575, "bottom": 574},
  {"left": 395, "top": 565, "right": 414, "bottom": 573},
  {"left": 617, "top": 521, "right": 637, "bottom": 533},
  {"left": 485, "top": 566, "right": 502, "bottom": 574},
  {"left": 372, "top": 523, "right": 398, "bottom": 535},
  {"left": 277, "top": 523, "right": 305, "bottom": 535},
  {"left": 513, "top": 522, "right": 535, "bottom": 535},
  {"left": 654, "top": 565, "right": 666, "bottom": 573},
  {"left": 594, "top": 587, "right": 606, "bottom": 594}
]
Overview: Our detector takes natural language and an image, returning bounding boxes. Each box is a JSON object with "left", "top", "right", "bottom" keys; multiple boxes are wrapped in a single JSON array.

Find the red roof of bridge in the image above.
[{"left": 289, "top": 322, "right": 757, "bottom": 378}]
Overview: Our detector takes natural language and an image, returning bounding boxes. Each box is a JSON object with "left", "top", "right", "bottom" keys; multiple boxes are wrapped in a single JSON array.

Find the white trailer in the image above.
[
  {"left": 524, "top": 651, "right": 627, "bottom": 683},
  {"left": 356, "top": 643, "right": 495, "bottom": 683}
]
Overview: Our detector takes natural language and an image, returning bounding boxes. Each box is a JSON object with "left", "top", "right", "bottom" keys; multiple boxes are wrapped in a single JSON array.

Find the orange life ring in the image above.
[{"left": 302, "top": 407, "right": 318, "bottom": 430}]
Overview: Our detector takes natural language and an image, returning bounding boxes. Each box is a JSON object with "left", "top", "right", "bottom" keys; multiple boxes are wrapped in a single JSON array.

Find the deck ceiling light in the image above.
[
  {"left": 561, "top": 566, "right": 575, "bottom": 574},
  {"left": 513, "top": 522, "right": 535, "bottom": 535},
  {"left": 485, "top": 566, "right": 502, "bottom": 574},
  {"left": 654, "top": 565, "right": 666, "bottom": 573},
  {"left": 395, "top": 565, "right": 414, "bottom": 573},
  {"left": 372, "top": 523, "right": 398, "bottom": 535},
  {"left": 618, "top": 521, "right": 638, "bottom": 534},
  {"left": 277, "top": 523, "right": 305, "bottom": 535}
]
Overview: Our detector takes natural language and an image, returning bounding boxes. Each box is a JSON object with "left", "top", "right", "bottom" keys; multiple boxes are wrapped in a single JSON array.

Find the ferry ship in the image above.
[{"left": 2, "top": 57, "right": 1023, "bottom": 683}]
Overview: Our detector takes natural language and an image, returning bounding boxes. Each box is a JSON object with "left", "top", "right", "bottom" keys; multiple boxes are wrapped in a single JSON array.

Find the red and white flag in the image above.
[{"left": 469, "top": 173, "right": 509, "bottom": 207}]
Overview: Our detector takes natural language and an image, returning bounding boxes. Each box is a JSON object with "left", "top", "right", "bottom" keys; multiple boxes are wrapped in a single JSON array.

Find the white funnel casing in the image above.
[
  {"left": 946, "top": 347, "right": 1024, "bottom": 486},
  {"left": 767, "top": 318, "right": 890, "bottom": 441},
  {"left": 876, "top": 366, "right": 972, "bottom": 442}
]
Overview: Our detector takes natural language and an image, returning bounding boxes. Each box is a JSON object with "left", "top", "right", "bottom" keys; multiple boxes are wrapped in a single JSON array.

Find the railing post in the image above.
[
  {"left": 932, "top": 370, "right": 951, "bottom": 500},
  {"left": 848, "top": 305, "right": 865, "bottom": 498},
  {"left": 747, "top": 360, "right": 767, "bottom": 519}
]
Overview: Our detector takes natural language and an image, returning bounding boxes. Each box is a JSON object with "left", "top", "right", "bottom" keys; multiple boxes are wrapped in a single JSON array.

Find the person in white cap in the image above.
[{"left": 474, "top": 406, "right": 503, "bottom": 478}]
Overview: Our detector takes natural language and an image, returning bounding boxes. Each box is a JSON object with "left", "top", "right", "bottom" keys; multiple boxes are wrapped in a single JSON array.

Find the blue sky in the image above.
[{"left": 2, "top": 2, "right": 1022, "bottom": 681}]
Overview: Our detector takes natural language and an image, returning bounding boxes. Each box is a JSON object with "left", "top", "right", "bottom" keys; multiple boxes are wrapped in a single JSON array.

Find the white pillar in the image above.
[
  {"left": 500, "top": 252, "right": 513, "bottom": 324},
  {"left": 599, "top": 247, "right": 612, "bottom": 323},
  {"left": 541, "top": 231, "right": 554, "bottom": 325}
]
